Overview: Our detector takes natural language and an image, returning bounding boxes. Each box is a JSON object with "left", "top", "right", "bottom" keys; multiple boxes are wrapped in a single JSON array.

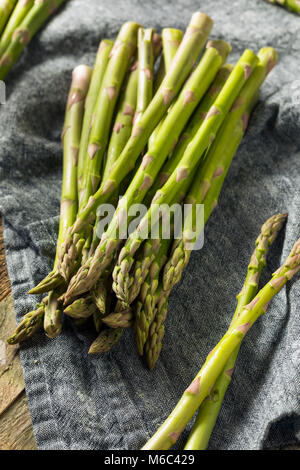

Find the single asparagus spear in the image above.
[
  {"left": 144, "top": 64, "right": 233, "bottom": 207},
  {"left": 7, "top": 298, "right": 48, "bottom": 344},
  {"left": 162, "top": 28, "right": 183, "bottom": 72},
  {"left": 184, "top": 213, "right": 287, "bottom": 450},
  {"left": 64, "top": 295, "right": 98, "bottom": 319},
  {"left": 111, "top": 49, "right": 258, "bottom": 300},
  {"left": 30, "top": 65, "right": 92, "bottom": 295},
  {"left": 0, "top": 0, "right": 17, "bottom": 36},
  {"left": 102, "top": 309, "right": 133, "bottom": 329},
  {"left": 57, "top": 22, "right": 140, "bottom": 282},
  {"left": 267, "top": 0, "right": 300, "bottom": 14},
  {"left": 77, "top": 39, "right": 113, "bottom": 207},
  {"left": 142, "top": 236, "right": 300, "bottom": 450},
  {"left": 65, "top": 39, "right": 230, "bottom": 304},
  {"left": 134, "top": 27, "right": 154, "bottom": 125},
  {"left": 0, "top": 0, "right": 68, "bottom": 80},
  {"left": 43, "top": 290, "right": 63, "bottom": 338},
  {"left": 144, "top": 288, "right": 170, "bottom": 370},
  {"left": 45, "top": 65, "right": 92, "bottom": 336},
  {"left": 0, "top": 0, "right": 34, "bottom": 57},
  {"left": 88, "top": 327, "right": 123, "bottom": 355},
  {"left": 56, "top": 12, "right": 214, "bottom": 285},
  {"left": 134, "top": 237, "right": 171, "bottom": 355},
  {"left": 11, "top": 65, "right": 91, "bottom": 342},
  {"left": 163, "top": 47, "right": 278, "bottom": 291}
]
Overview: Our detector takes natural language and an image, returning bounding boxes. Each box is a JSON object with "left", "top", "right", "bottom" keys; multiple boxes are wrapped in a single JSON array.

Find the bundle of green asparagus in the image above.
[
  {"left": 8, "top": 12, "right": 295, "bottom": 380},
  {"left": 266, "top": 0, "right": 300, "bottom": 15},
  {"left": 0, "top": 0, "right": 68, "bottom": 80}
]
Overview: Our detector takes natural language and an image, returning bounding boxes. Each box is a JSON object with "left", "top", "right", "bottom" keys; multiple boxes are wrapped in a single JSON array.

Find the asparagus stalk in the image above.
[
  {"left": 85, "top": 55, "right": 139, "bottom": 261},
  {"left": 184, "top": 213, "right": 287, "bottom": 450},
  {"left": 7, "top": 297, "right": 48, "bottom": 344},
  {"left": 57, "top": 22, "right": 140, "bottom": 282},
  {"left": 30, "top": 65, "right": 92, "bottom": 296},
  {"left": 0, "top": 0, "right": 68, "bottom": 80},
  {"left": 88, "top": 327, "right": 123, "bottom": 355},
  {"left": 145, "top": 64, "right": 233, "bottom": 207},
  {"left": 0, "top": 0, "right": 17, "bottom": 36},
  {"left": 142, "top": 236, "right": 300, "bottom": 450},
  {"left": 43, "top": 290, "right": 62, "bottom": 338},
  {"left": 134, "top": 27, "right": 154, "bottom": 125},
  {"left": 65, "top": 39, "right": 230, "bottom": 304},
  {"left": 110, "top": 50, "right": 258, "bottom": 303},
  {"left": 45, "top": 65, "right": 92, "bottom": 336},
  {"left": 102, "top": 308, "right": 133, "bottom": 329},
  {"left": 77, "top": 39, "right": 113, "bottom": 208},
  {"left": 267, "top": 0, "right": 300, "bottom": 14},
  {"left": 0, "top": 0, "right": 34, "bottom": 57},
  {"left": 143, "top": 114, "right": 248, "bottom": 368},
  {"left": 286, "top": 0, "right": 300, "bottom": 14},
  {"left": 55, "top": 12, "right": 214, "bottom": 285},
  {"left": 163, "top": 47, "right": 277, "bottom": 291},
  {"left": 162, "top": 28, "right": 183, "bottom": 72},
  {"left": 134, "top": 237, "right": 171, "bottom": 355}
]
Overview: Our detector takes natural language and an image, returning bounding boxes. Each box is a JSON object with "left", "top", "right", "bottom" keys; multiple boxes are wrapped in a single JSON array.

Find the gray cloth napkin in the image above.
[{"left": 0, "top": 0, "right": 299, "bottom": 450}]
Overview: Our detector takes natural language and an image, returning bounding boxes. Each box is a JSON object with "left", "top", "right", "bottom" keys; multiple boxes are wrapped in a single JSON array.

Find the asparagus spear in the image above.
[
  {"left": 7, "top": 298, "right": 48, "bottom": 344},
  {"left": 65, "top": 39, "right": 230, "bottom": 304},
  {"left": 0, "top": 0, "right": 34, "bottom": 57},
  {"left": 148, "top": 28, "right": 183, "bottom": 149},
  {"left": 184, "top": 213, "right": 287, "bottom": 450},
  {"left": 55, "top": 12, "right": 214, "bottom": 285},
  {"left": 43, "top": 290, "right": 63, "bottom": 338},
  {"left": 0, "top": 0, "right": 68, "bottom": 80},
  {"left": 30, "top": 65, "right": 92, "bottom": 296},
  {"left": 44, "top": 65, "right": 92, "bottom": 336},
  {"left": 10, "top": 65, "right": 91, "bottom": 342},
  {"left": 88, "top": 327, "right": 123, "bottom": 355},
  {"left": 77, "top": 39, "right": 113, "bottom": 208},
  {"left": 86, "top": 55, "right": 139, "bottom": 261},
  {"left": 142, "top": 236, "right": 300, "bottom": 450},
  {"left": 162, "top": 28, "right": 183, "bottom": 72},
  {"left": 134, "top": 237, "right": 171, "bottom": 355},
  {"left": 134, "top": 27, "right": 154, "bottom": 125},
  {"left": 110, "top": 50, "right": 258, "bottom": 303},
  {"left": 144, "top": 64, "right": 233, "bottom": 208},
  {"left": 0, "top": 0, "right": 17, "bottom": 36},
  {"left": 144, "top": 289, "right": 170, "bottom": 370},
  {"left": 163, "top": 47, "right": 278, "bottom": 291},
  {"left": 102, "top": 61, "right": 138, "bottom": 182},
  {"left": 267, "top": 0, "right": 300, "bottom": 14}
]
